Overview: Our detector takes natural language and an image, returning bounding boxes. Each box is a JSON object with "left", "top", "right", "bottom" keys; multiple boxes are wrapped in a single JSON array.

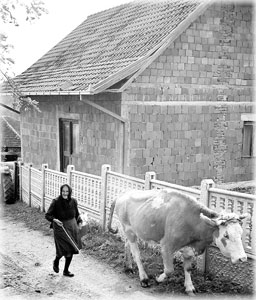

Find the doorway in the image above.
[{"left": 59, "top": 118, "right": 79, "bottom": 172}]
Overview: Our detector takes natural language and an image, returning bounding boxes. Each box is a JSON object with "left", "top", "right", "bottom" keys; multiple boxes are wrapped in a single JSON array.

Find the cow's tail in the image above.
[{"left": 107, "top": 199, "right": 118, "bottom": 234}]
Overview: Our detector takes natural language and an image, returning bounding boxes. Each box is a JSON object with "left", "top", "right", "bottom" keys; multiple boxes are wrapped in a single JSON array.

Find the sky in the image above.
[{"left": 5, "top": 0, "right": 130, "bottom": 76}]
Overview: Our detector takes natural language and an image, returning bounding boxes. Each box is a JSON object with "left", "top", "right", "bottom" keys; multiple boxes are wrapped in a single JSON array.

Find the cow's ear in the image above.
[
  {"left": 239, "top": 213, "right": 249, "bottom": 220},
  {"left": 200, "top": 213, "right": 217, "bottom": 227}
]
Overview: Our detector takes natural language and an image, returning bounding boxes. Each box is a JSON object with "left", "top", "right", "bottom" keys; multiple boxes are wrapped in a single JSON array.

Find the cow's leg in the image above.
[
  {"left": 128, "top": 240, "right": 150, "bottom": 287},
  {"left": 123, "top": 226, "right": 149, "bottom": 287},
  {"left": 183, "top": 247, "right": 196, "bottom": 295},
  {"left": 156, "top": 244, "right": 174, "bottom": 283},
  {"left": 124, "top": 239, "right": 133, "bottom": 272}
]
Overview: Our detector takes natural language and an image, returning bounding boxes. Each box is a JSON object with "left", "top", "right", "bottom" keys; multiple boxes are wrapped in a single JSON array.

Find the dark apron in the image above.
[{"left": 53, "top": 218, "right": 82, "bottom": 257}]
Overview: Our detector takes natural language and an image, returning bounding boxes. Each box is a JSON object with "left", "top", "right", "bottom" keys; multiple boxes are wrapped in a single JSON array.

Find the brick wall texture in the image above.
[
  {"left": 122, "top": 1, "right": 254, "bottom": 185},
  {"left": 21, "top": 1, "right": 254, "bottom": 186},
  {"left": 21, "top": 94, "right": 123, "bottom": 175}
]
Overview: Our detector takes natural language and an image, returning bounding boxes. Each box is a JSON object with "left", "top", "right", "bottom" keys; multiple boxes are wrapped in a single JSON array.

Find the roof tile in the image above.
[{"left": 6, "top": 0, "right": 204, "bottom": 94}]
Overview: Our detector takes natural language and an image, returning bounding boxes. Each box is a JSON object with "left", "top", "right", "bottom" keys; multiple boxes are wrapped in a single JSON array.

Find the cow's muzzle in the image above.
[
  {"left": 239, "top": 256, "right": 247, "bottom": 263},
  {"left": 231, "top": 255, "right": 247, "bottom": 264}
]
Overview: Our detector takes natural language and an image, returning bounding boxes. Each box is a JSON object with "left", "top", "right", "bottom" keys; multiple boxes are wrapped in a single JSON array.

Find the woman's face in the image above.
[{"left": 62, "top": 186, "right": 69, "bottom": 199}]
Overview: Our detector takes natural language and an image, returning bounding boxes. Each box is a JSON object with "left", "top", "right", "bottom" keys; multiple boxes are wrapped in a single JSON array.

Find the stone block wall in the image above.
[
  {"left": 21, "top": 94, "right": 123, "bottom": 175},
  {"left": 20, "top": 1, "right": 254, "bottom": 185},
  {"left": 21, "top": 98, "right": 58, "bottom": 167},
  {"left": 122, "top": 101, "right": 254, "bottom": 186},
  {"left": 128, "top": 2, "right": 253, "bottom": 100},
  {"left": 122, "top": 2, "right": 254, "bottom": 185}
]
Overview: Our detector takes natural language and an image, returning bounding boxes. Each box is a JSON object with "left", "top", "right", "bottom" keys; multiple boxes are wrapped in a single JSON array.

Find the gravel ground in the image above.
[{"left": 0, "top": 200, "right": 254, "bottom": 299}]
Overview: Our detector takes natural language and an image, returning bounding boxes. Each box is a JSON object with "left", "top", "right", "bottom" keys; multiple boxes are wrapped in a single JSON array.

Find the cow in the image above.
[{"left": 107, "top": 189, "right": 248, "bottom": 296}]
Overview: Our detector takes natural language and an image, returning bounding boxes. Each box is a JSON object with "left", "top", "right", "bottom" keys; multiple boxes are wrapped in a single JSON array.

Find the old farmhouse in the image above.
[{"left": 1, "top": 0, "right": 255, "bottom": 186}]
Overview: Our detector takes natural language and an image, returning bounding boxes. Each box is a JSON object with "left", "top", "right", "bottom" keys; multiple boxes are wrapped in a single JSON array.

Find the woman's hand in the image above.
[
  {"left": 78, "top": 223, "right": 82, "bottom": 230},
  {"left": 53, "top": 219, "right": 63, "bottom": 226}
]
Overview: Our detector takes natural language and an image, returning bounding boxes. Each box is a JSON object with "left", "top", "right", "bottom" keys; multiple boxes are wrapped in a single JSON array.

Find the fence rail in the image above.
[
  {"left": 106, "top": 170, "right": 145, "bottom": 210},
  {"left": 150, "top": 178, "right": 201, "bottom": 200},
  {"left": 45, "top": 169, "right": 68, "bottom": 200},
  {"left": 21, "top": 164, "right": 29, "bottom": 205},
  {"left": 31, "top": 167, "right": 42, "bottom": 208},
  {"left": 71, "top": 169, "right": 102, "bottom": 218},
  {"left": 18, "top": 162, "right": 256, "bottom": 267}
]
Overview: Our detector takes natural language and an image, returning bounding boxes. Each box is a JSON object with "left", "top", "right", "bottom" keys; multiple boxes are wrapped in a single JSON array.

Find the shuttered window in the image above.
[{"left": 242, "top": 121, "right": 255, "bottom": 157}]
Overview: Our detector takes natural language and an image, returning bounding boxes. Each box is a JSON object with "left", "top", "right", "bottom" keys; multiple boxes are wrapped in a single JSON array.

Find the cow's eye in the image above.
[{"left": 224, "top": 232, "right": 229, "bottom": 239}]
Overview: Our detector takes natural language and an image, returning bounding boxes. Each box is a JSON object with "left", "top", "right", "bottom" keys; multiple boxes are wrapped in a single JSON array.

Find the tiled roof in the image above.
[
  {"left": 4, "top": 0, "right": 209, "bottom": 95},
  {"left": 0, "top": 116, "right": 21, "bottom": 148}
]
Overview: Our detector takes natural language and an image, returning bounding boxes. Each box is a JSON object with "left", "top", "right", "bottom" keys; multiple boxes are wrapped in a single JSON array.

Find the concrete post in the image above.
[
  {"left": 41, "top": 164, "right": 48, "bottom": 212},
  {"left": 13, "top": 161, "right": 17, "bottom": 201},
  {"left": 100, "top": 164, "right": 111, "bottom": 230},
  {"left": 67, "top": 165, "right": 75, "bottom": 187},
  {"left": 145, "top": 171, "right": 156, "bottom": 190},
  {"left": 28, "top": 163, "right": 33, "bottom": 207},
  {"left": 17, "top": 161, "right": 23, "bottom": 202},
  {"left": 0, "top": 167, "right": 4, "bottom": 203},
  {"left": 198, "top": 179, "right": 215, "bottom": 273}
]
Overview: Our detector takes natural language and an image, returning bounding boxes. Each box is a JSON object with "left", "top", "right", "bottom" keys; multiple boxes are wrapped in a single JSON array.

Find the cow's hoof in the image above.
[
  {"left": 186, "top": 291, "right": 196, "bottom": 297},
  {"left": 140, "top": 279, "right": 150, "bottom": 288},
  {"left": 124, "top": 267, "right": 134, "bottom": 274}
]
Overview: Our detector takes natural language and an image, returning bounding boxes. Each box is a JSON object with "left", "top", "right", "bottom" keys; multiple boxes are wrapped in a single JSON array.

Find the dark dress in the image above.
[{"left": 45, "top": 196, "right": 82, "bottom": 257}]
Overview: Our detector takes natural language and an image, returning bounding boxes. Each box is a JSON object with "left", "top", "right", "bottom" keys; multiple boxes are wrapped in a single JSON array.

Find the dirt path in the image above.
[{"left": 0, "top": 215, "right": 179, "bottom": 300}]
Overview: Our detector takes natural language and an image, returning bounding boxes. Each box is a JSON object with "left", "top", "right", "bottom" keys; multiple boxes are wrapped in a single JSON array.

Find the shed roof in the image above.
[
  {"left": 0, "top": 116, "right": 21, "bottom": 148},
  {"left": 3, "top": 0, "right": 211, "bottom": 95}
]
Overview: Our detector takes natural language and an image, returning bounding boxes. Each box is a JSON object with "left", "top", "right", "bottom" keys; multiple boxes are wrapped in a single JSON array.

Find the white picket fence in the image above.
[{"left": 18, "top": 162, "right": 256, "bottom": 267}]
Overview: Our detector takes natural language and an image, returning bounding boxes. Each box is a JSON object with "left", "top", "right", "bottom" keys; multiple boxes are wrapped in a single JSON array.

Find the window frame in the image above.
[{"left": 241, "top": 114, "right": 256, "bottom": 158}]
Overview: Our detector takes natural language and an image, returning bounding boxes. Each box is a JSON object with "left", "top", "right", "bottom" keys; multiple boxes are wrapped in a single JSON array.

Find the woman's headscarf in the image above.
[{"left": 60, "top": 184, "right": 72, "bottom": 201}]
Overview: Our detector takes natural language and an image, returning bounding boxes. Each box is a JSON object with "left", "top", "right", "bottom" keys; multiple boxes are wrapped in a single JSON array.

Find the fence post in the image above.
[
  {"left": 67, "top": 165, "right": 75, "bottom": 187},
  {"left": 28, "top": 163, "right": 33, "bottom": 207},
  {"left": 100, "top": 164, "right": 111, "bottom": 230},
  {"left": 13, "top": 161, "right": 17, "bottom": 201},
  {"left": 0, "top": 167, "right": 4, "bottom": 203},
  {"left": 145, "top": 171, "right": 156, "bottom": 190},
  {"left": 41, "top": 164, "right": 48, "bottom": 212},
  {"left": 198, "top": 179, "right": 215, "bottom": 273},
  {"left": 17, "top": 161, "right": 23, "bottom": 201}
]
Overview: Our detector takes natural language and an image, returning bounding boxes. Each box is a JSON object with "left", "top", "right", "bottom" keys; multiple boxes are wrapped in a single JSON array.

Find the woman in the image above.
[{"left": 45, "top": 184, "right": 82, "bottom": 277}]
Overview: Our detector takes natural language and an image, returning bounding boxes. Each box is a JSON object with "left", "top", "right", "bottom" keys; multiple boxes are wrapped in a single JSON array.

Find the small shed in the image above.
[
  {"left": 0, "top": 116, "right": 21, "bottom": 161},
  {"left": 1, "top": 0, "right": 254, "bottom": 185}
]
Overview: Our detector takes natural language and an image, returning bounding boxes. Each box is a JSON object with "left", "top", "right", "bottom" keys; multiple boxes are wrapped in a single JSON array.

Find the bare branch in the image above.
[{"left": 0, "top": 69, "right": 41, "bottom": 112}]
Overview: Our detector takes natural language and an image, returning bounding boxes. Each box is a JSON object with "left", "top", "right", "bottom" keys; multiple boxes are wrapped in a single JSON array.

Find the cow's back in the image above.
[
  {"left": 115, "top": 189, "right": 159, "bottom": 223},
  {"left": 115, "top": 189, "right": 202, "bottom": 245}
]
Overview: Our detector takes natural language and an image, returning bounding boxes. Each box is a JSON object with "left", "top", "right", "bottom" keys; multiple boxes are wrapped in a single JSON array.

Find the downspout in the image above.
[{"left": 79, "top": 95, "right": 127, "bottom": 173}]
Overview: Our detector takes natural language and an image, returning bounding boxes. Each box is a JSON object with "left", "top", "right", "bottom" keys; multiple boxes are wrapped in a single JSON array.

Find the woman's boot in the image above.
[
  {"left": 63, "top": 255, "right": 74, "bottom": 277},
  {"left": 53, "top": 256, "right": 61, "bottom": 273}
]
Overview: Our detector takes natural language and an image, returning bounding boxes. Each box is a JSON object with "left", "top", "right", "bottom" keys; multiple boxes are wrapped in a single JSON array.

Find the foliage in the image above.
[
  {"left": 1, "top": 0, "right": 47, "bottom": 24},
  {"left": 0, "top": 0, "right": 48, "bottom": 111},
  {"left": 0, "top": 0, "right": 48, "bottom": 76},
  {"left": 0, "top": 70, "right": 40, "bottom": 112}
]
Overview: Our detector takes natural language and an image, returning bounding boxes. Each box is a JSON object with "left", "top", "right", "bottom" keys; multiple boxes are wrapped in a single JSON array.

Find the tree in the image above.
[{"left": 0, "top": 0, "right": 48, "bottom": 111}]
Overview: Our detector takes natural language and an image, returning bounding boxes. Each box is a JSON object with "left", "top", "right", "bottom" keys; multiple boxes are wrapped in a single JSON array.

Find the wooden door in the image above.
[{"left": 59, "top": 119, "right": 79, "bottom": 172}]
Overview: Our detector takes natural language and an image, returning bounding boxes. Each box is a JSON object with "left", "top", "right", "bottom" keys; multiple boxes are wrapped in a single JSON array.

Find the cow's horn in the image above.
[{"left": 200, "top": 213, "right": 217, "bottom": 227}]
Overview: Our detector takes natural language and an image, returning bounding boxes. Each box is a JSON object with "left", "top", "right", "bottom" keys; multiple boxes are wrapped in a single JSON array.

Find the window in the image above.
[{"left": 242, "top": 119, "right": 255, "bottom": 157}]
